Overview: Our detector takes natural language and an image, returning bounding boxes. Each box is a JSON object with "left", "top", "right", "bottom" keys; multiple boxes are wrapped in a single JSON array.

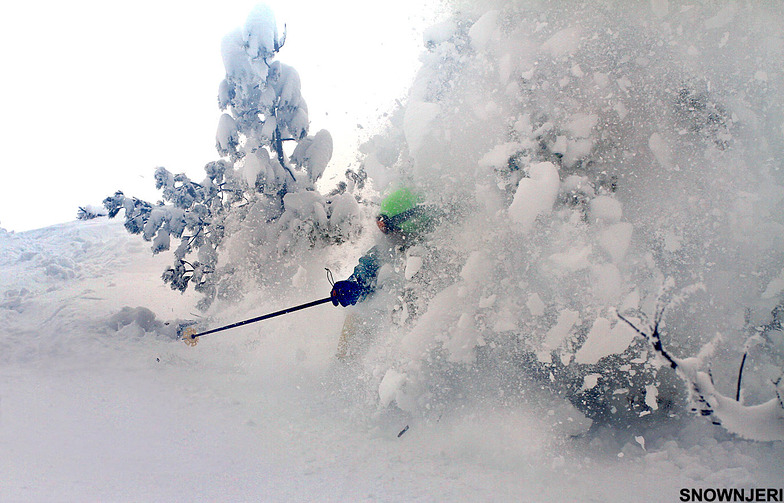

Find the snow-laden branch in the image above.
[{"left": 618, "top": 311, "right": 784, "bottom": 442}]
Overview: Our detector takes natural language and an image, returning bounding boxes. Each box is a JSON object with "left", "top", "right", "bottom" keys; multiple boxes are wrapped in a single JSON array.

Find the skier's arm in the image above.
[{"left": 331, "top": 246, "right": 382, "bottom": 307}]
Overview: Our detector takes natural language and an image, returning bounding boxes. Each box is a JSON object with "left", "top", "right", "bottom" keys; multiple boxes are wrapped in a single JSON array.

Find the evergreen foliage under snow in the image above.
[{"left": 104, "top": 5, "right": 365, "bottom": 310}]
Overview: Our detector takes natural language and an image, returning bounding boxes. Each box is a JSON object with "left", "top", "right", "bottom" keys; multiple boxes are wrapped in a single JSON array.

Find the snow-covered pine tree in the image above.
[{"left": 104, "top": 4, "right": 363, "bottom": 310}]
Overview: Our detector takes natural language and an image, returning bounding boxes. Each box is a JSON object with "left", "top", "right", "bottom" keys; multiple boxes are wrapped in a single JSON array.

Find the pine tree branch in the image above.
[
  {"left": 276, "top": 23, "right": 287, "bottom": 52},
  {"left": 273, "top": 127, "right": 297, "bottom": 183}
]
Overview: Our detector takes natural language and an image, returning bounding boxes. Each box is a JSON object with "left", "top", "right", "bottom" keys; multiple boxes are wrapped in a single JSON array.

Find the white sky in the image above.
[{"left": 0, "top": 0, "right": 440, "bottom": 232}]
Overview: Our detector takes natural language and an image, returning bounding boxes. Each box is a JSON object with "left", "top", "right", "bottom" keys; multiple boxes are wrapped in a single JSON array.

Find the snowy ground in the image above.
[{"left": 1, "top": 217, "right": 782, "bottom": 502}]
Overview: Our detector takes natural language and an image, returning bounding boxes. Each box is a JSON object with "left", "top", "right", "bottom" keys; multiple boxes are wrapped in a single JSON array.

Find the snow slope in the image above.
[{"left": 1, "top": 217, "right": 782, "bottom": 502}]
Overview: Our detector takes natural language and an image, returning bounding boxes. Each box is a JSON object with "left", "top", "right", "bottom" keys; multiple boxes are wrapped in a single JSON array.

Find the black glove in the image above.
[{"left": 331, "top": 280, "right": 363, "bottom": 307}]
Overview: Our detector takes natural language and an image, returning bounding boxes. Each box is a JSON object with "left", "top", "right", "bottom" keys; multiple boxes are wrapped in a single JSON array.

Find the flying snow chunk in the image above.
[
  {"left": 514, "top": 114, "right": 533, "bottom": 135},
  {"left": 492, "top": 308, "right": 517, "bottom": 332},
  {"left": 598, "top": 222, "right": 634, "bottom": 263},
  {"left": 424, "top": 19, "right": 458, "bottom": 46},
  {"left": 292, "top": 265, "right": 307, "bottom": 289},
  {"left": 645, "top": 385, "right": 659, "bottom": 411},
  {"left": 635, "top": 435, "right": 646, "bottom": 451},
  {"left": 404, "top": 101, "right": 441, "bottom": 155},
  {"left": 705, "top": 2, "right": 738, "bottom": 29},
  {"left": 561, "top": 139, "right": 595, "bottom": 168},
  {"left": 649, "top": 132, "right": 674, "bottom": 170},
  {"left": 541, "top": 26, "right": 583, "bottom": 58},
  {"left": 650, "top": 0, "right": 669, "bottom": 19},
  {"left": 379, "top": 369, "right": 407, "bottom": 408},
  {"left": 575, "top": 317, "right": 638, "bottom": 364},
  {"left": 460, "top": 251, "right": 492, "bottom": 286},
  {"left": 582, "top": 373, "right": 601, "bottom": 391},
  {"left": 537, "top": 309, "right": 579, "bottom": 363},
  {"left": 468, "top": 10, "right": 500, "bottom": 51},
  {"left": 762, "top": 269, "right": 784, "bottom": 299},
  {"left": 508, "top": 162, "right": 560, "bottom": 232},
  {"left": 479, "top": 142, "right": 526, "bottom": 170},
  {"left": 444, "top": 312, "right": 484, "bottom": 363},
  {"left": 590, "top": 196, "right": 623, "bottom": 225},
  {"left": 591, "top": 263, "right": 623, "bottom": 304},
  {"left": 548, "top": 245, "right": 593, "bottom": 274},
  {"left": 526, "top": 293, "right": 546, "bottom": 316},
  {"left": 613, "top": 101, "right": 629, "bottom": 120},
  {"left": 566, "top": 113, "right": 598, "bottom": 138},
  {"left": 108, "top": 306, "right": 171, "bottom": 336},
  {"left": 575, "top": 318, "right": 612, "bottom": 364},
  {"left": 478, "top": 295, "right": 496, "bottom": 309},
  {"left": 593, "top": 72, "right": 610, "bottom": 89},
  {"left": 405, "top": 255, "right": 423, "bottom": 280}
]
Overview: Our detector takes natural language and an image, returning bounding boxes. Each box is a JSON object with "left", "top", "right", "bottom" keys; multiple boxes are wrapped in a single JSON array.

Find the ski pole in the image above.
[{"left": 181, "top": 296, "right": 334, "bottom": 346}]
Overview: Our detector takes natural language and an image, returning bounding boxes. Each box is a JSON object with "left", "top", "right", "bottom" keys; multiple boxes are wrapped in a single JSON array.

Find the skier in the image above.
[
  {"left": 329, "top": 186, "right": 441, "bottom": 358},
  {"left": 330, "top": 187, "right": 437, "bottom": 307},
  {"left": 180, "top": 187, "right": 443, "bottom": 350}
]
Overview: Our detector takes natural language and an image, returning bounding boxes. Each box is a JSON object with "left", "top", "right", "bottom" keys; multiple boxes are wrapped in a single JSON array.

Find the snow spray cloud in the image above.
[{"left": 354, "top": 0, "right": 784, "bottom": 436}]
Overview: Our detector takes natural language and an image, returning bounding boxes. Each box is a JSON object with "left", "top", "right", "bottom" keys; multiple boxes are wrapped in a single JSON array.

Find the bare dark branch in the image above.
[
  {"left": 618, "top": 309, "right": 718, "bottom": 424},
  {"left": 736, "top": 352, "right": 748, "bottom": 402}
]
